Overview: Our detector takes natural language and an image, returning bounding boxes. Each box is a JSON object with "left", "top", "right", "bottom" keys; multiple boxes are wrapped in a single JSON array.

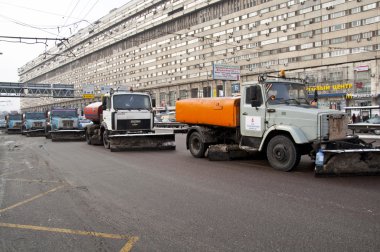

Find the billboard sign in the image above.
[
  {"left": 100, "top": 86, "right": 111, "bottom": 95},
  {"left": 212, "top": 64, "right": 240, "bottom": 81},
  {"left": 82, "top": 84, "right": 95, "bottom": 99}
]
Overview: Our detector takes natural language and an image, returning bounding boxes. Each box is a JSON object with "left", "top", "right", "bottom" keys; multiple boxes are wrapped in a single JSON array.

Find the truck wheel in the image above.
[
  {"left": 103, "top": 130, "right": 110, "bottom": 149},
  {"left": 45, "top": 127, "right": 51, "bottom": 139},
  {"left": 189, "top": 131, "right": 206, "bottom": 158},
  {"left": 266, "top": 135, "right": 300, "bottom": 172}
]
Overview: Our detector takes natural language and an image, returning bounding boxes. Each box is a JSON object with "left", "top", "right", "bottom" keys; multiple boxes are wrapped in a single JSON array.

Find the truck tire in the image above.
[
  {"left": 266, "top": 135, "right": 300, "bottom": 172},
  {"left": 189, "top": 131, "right": 206, "bottom": 158},
  {"left": 103, "top": 130, "right": 110, "bottom": 149},
  {"left": 85, "top": 131, "right": 92, "bottom": 145},
  {"left": 45, "top": 126, "right": 51, "bottom": 139}
]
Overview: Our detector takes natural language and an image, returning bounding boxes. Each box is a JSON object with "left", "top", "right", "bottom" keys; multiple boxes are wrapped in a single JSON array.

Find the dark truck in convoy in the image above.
[
  {"left": 22, "top": 112, "right": 46, "bottom": 136},
  {"left": 5, "top": 113, "right": 22, "bottom": 134},
  {"left": 45, "top": 108, "right": 85, "bottom": 141}
]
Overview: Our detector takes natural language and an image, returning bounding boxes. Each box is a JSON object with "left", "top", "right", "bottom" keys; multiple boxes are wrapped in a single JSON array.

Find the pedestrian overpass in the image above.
[{"left": 0, "top": 82, "right": 77, "bottom": 98}]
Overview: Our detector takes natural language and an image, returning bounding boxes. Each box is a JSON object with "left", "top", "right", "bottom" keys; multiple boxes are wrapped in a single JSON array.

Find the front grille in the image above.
[
  {"left": 117, "top": 119, "right": 151, "bottom": 131},
  {"left": 62, "top": 120, "right": 74, "bottom": 128},
  {"left": 14, "top": 122, "right": 22, "bottom": 128},
  {"left": 33, "top": 122, "right": 43, "bottom": 127},
  {"left": 319, "top": 113, "right": 348, "bottom": 141}
]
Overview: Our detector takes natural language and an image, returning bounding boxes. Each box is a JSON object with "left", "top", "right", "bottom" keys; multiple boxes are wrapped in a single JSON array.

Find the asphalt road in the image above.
[{"left": 0, "top": 130, "right": 379, "bottom": 251}]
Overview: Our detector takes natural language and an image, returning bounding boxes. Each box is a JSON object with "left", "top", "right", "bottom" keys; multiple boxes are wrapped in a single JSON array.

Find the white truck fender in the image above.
[{"left": 259, "top": 125, "right": 310, "bottom": 151}]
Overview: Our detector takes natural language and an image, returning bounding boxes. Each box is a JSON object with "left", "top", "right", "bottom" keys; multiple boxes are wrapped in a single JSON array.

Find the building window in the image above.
[
  {"left": 354, "top": 70, "right": 371, "bottom": 94},
  {"left": 203, "top": 86, "right": 211, "bottom": 97},
  {"left": 363, "top": 3, "right": 377, "bottom": 11},
  {"left": 351, "top": 20, "right": 361, "bottom": 27},
  {"left": 331, "top": 23, "right": 345, "bottom": 32},
  {"left": 179, "top": 90, "right": 188, "bottom": 99},
  {"left": 191, "top": 88, "right": 198, "bottom": 98}
]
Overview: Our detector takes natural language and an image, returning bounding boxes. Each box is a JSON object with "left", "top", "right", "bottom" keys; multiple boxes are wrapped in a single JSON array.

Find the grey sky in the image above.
[{"left": 0, "top": 0, "right": 128, "bottom": 112}]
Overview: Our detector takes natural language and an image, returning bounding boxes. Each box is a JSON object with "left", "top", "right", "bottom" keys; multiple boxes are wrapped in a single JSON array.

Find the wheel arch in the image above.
[
  {"left": 259, "top": 125, "right": 309, "bottom": 152},
  {"left": 186, "top": 125, "right": 215, "bottom": 150}
]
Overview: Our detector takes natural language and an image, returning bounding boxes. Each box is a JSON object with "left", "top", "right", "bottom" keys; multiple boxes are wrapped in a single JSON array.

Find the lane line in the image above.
[
  {"left": 0, "top": 185, "right": 64, "bottom": 213},
  {"left": 0, "top": 222, "right": 134, "bottom": 240},
  {"left": 3, "top": 178, "right": 62, "bottom": 184},
  {"left": 120, "top": 236, "right": 139, "bottom": 252}
]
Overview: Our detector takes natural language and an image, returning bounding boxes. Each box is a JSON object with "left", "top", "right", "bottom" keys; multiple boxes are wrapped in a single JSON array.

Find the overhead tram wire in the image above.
[{"left": 59, "top": 0, "right": 81, "bottom": 39}]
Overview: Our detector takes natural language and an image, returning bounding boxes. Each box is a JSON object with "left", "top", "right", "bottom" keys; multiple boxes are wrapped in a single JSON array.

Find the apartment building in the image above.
[{"left": 19, "top": 0, "right": 380, "bottom": 111}]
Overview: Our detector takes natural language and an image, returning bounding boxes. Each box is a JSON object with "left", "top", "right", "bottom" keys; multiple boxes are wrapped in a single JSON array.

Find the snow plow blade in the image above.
[
  {"left": 50, "top": 130, "right": 85, "bottom": 142},
  {"left": 109, "top": 133, "right": 175, "bottom": 152},
  {"left": 315, "top": 149, "right": 380, "bottom": 176},
  {"left": 25, "top": 129, "right": 45, "bottom": 137},
  {"left": 6, "top": 129, "right": 22, "bottom": 134}
]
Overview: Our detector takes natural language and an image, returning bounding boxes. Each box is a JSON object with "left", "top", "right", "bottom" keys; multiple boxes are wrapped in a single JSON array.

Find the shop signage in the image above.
[
  {"left": 231, "top": 83, "right": 240, "bottom": 93},
  {"left": 354, "top": 65, "right": 369, "bottom": 72},
  {"left": 345, "top": 93, "right": 375, "bottom": 99},
  {"left": 82, "top": 84, "right": 95, "bottom": 99},
  {"left": 306, "top": 83, "right": 353, "bottom": 91}
]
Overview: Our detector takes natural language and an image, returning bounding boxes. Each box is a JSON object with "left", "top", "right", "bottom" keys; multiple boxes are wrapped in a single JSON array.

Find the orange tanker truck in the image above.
[{"left": 176, "top": 74, "right": 380, "bottom": 176}]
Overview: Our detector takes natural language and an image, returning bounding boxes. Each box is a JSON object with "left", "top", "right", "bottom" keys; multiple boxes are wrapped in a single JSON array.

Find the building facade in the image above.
[{"left": 19, "top": 0, "right": 380, "bottom": 111}]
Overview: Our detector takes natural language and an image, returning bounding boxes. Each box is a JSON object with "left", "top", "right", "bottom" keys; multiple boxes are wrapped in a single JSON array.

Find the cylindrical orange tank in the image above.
[
  {"left": 84, "top": 102, "right": 103, "bottom": 123},
  {"left": 176, "top": 97, "right": 240, "bottom": 127}
]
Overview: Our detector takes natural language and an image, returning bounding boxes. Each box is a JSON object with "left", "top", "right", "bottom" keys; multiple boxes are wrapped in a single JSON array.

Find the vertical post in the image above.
[{"left": 222, "top": 80, "right": 226, "bottom": 97}]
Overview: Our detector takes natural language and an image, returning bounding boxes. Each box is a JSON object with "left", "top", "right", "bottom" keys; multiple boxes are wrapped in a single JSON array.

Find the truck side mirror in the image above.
[
  {"left": 249, "top": 86, "right": 262, "bottom": 107},
  {"left": 101, "top": 97, "right": 107, "bottom": 110}
]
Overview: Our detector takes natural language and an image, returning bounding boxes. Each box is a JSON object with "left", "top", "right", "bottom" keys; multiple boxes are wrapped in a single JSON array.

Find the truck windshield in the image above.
[
  {"left": 25, "top": 113, "right": 45, "bottom": 119},
  {"left": 266, "top": 82, "right": 309, "bottom": 105},
  {"left": 113, "top": 94, "right": 151, "bottom": 110},
  {"left": 9, "top": 115, "right": 22, "bottom": 120},
  {"left": 51, "top": 110, "right": 77, "bottom": 118}
]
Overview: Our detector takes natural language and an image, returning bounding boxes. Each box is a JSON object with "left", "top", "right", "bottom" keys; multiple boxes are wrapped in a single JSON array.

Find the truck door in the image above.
[
  {"left": 240, "top": 85, "right": 266, "bottom": 138},
  {"left": 102, "top": 96, "right": 112, "bottom": 128}
]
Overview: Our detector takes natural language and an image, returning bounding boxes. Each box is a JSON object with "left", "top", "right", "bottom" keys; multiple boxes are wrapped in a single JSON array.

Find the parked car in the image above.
[
  {"left": 160, "top": 112, "right": 176, "bottom": 122},
  {"left": 0, "top": 119, "right": 6, "bottom": 128},
  {"left": 349, "top": 116, "right": 380, "bottom": 134},
  {"left": 78, "top": 117, "right": 93, "bottom": 129}
]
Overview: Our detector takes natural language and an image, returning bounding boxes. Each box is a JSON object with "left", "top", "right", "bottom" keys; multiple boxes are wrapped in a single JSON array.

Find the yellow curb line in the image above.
[
  {"left": 0, "top": 222, "right": 138, "bottom": 252},
  {"left": 4, "top": 178, "right": 62, "bottom": 184},
  {"left": 0, "top": 185, "right": 65, "bottom": 213}
]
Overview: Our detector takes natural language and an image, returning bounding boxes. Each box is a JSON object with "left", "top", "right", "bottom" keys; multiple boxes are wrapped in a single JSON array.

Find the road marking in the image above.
[
  {"left": 120, "top": 236, "right": 139, "bottom": 252},
  {"left": 0, "top": 222, "right": 138, "bottom": 251},
  {"left": 3, "top": 178, "right": 62, "bottom": 184},
  {"left": 0, "top": 185, "right": 64, "bottom": 213}
]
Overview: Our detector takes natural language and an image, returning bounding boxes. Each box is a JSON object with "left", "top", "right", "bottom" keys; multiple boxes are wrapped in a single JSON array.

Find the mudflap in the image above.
[
  {"left": 207, "top": 144, "right": 250, "bottom": 161},
  {"left": 50, "top": 130, "right": 85, "bottom": 142},
  {"left": 109, "top": 133, "right": 176, "bottom": 152},
  {"left": 315, "top": 149, "right": 380, "bottom": 176}
]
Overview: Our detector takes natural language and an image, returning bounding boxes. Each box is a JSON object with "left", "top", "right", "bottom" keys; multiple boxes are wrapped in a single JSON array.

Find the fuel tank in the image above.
[
  {"left": 84, "top": 102, "right": 103, "bottom": 123},
  {"left": 176, "top": 97, "right": 240, "bottom": 127}
]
